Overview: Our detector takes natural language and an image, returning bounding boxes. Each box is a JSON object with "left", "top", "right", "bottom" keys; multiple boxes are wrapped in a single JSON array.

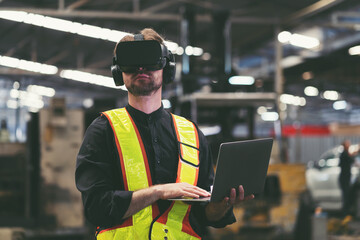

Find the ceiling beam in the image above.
[
  {"left": 142, "top": 1, "right": 180, "bottom": 14},
  {"left": 86, "top": 58, "right": 111, "bottom": 69},
  {"left": 5, "top": 37, "right": 32, "bottom": 56},
  {"left": 0, "top": 7, "right": 278, "bottom": 24},
  {"left": 133, "top": 0, "right": 140, "bottom": 13},
  {"left": 45, "top": 51, "right": 70, "bottom": 65},
  {"left": 58, "top": 0, "right": 65, "bottom": 10},
  {"left": 283, "top": 0, "right": 345, "bottom": 24},
  {"left": 332, "top": 11, "right": 360, "bottom": 28},
  {"left": 67, "top": 0, "right": 90, "bottom": 10},
  {"left": 0, "top": 7, "right": 180, "bottom": 21}
]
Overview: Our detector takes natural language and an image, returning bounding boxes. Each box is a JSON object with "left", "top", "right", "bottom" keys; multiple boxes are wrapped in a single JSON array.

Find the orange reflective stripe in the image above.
[
  {"left": 156, "top": 201, "right": 174, "bottom": 225},
  {"left": 98, "top": 218, "right": 133, "bottom": 234},
  {"left": 182, "top": 206, "right": 201, "bottom": 239}
]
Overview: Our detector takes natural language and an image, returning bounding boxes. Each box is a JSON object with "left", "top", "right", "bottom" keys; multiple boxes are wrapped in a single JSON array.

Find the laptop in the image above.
[{"left": 168, "top": 138, "right": 273, "bottom": 202}]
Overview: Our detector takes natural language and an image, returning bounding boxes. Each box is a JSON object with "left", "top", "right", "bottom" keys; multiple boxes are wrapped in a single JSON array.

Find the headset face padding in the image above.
[{"left": 111, "top": 35, "right": 176, "bottom": 86}]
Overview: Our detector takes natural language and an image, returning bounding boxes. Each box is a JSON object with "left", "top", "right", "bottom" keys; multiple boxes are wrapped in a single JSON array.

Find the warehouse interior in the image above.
[{"left": 1, "top": 0, "right": 360, "bottom": 239}]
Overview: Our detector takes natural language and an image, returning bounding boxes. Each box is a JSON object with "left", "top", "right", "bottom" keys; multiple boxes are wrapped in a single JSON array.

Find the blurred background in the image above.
[{"left": 0, "top": 0, "right": 360, "bottom": 239}]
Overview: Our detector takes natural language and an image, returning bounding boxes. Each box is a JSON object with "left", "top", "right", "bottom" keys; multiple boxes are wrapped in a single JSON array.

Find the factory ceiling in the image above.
[{"left": 0, "top": 0, "right": 360, "bottom": 117}]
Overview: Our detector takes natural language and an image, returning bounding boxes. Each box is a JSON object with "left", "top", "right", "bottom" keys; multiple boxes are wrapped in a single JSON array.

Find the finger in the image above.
[
  {"left": 185, "top": 186, "right": 211, "bottom": 196},
  {"left": 229, "top": 188, "right": 236, "bottom": 205},
  {"left": 182, "top": 187, "right": 210, "bottom": 198},
  {"left": 181, "top": 190, "right": 200, "bottom": 198},
  {"left": 244, "top": 194, "right": 255, "bottom": 201},
  {"left": 193, "top": 186, "right": 212, "bottom": 196},
  {"left": 238, "top": 185, "right": 244, "bottom": 201},
  {"left": 222, "top": 197, "right": 231, "bottom": 208}
]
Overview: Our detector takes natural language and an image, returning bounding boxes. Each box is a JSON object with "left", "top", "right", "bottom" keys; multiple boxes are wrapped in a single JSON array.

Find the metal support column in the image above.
[{"left": 274, "top": 26, "right": 286, "bottom": 163}]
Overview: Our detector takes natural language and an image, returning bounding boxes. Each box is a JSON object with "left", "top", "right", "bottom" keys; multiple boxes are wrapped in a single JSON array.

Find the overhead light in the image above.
[
  {"left": 0, "top": 54, "right": 126, "bottom": 89},
  {"left": 7, "top": 100, "right": 18, "bottom": 109},
  {"left": 175, "top": 47, "right": 184, "bottom": 55},
  {"left": 278, "top": 31, "right": 320, "bottom": 49},
  {"left": 333, "top": 100, "right": 347, "bottom": 110},
  {"left": 257, "top": 106, "right": 267, "bottom": 115},
  {"left": 60, "top": 69, "right": 127, "bottom": 90},
  {"left": 8, "top": 89, "right": 44, "bottom": 110},
  {"left": 304, "top": 86, "right": 319, "bottom": 96},
  {"left": 289, "top": 33, "right": 320, "bottom": 49},
  {"left": 199, "top": 125, "right": 221, "bottom": 136},
  {"left": 20, "top": 98, "right": 44, "bottom": 109},
  {"left": 0, "top": 10, "right": 201, "bottom": 55},
  {"left": 228, "top": 76, "right": 255, "bottom": 85},
  {"left": 83, "top": 98, "right": 94, "bottom": 108},
  {"left": 281, "top": 56, "right": 303, "bottom": 68},
  {"left": 302, "top": 71, "right": 314, "bottom": 80},
  {"left": 0, "top": 11, "right": 127, "bottom": 42},
  {"left": 13, "top": 81, "right": 20, "bottom": 89},
  {"left": 201, "top": 52, "right": 211, "bottom": 61},
  {"left": 166, "top": 42, "right": 178, "bottom": 52},
  {"left": 279, "top": 102, "right": 287, "bottom": 111},
  {"left": 0, "top": 55, "right": 58, "bottom": 74},
  {"left": 323, "top": 90, "right": 339, "bottom": 101},
  {"left": 10, "top": 89, "right": 20, "bottom": 98},
  {"left": 162, "top": 99, "right": 171, "bottom": 109},
  {"left": 261, "top": 112, "right": 279, "bottom": 121},
  {"left": 348, "top": 45, "right": 360, "bottom": 55},
  {"left": 27, "top": 85, "right": 56, "bottom": 97},
  {"left": 192, "top": 47, "right": 204, "bottom": 56},
  {"left": 278, "top": 31, "right": 292, "bottom": 43},
  {"left": 280, "top": 94, "right": 306, "bottom": 106},
  {"left": 185, "top": 46, "right": 194, "bottom": 55}
]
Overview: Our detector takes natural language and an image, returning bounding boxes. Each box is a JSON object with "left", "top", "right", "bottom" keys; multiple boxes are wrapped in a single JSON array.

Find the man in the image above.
[
  {"left": 76, "top": 28, "right": 253, "bottom": 239},
  {"left": 339, "top": 140, "right": 359, "bottom": 215}
]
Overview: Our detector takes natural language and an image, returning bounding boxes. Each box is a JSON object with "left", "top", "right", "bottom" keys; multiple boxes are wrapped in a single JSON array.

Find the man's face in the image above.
[{"left": 123, "top": 68, "right": 163, "bottom": 96}]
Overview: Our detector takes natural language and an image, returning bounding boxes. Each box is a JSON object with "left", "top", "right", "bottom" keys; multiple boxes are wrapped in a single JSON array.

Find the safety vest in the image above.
[{"left": 98, "top": 107, "right": 201, "bottom": 240}]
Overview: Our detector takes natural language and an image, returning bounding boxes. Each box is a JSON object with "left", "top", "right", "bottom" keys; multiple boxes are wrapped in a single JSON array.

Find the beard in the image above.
[{"left": 125, "top": 72, "right": 162, "bottom": 96}]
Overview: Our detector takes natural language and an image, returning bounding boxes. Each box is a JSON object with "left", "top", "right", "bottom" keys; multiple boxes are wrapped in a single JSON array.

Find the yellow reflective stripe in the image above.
[
  {"left": 166, "top": 202, "right": 188, "bottom": 230},
  {"left": 178, "top": 162, "right": 197, "bottom": 185},
  {"left": 151, "top": 221, "right": 201, "bottom": 240},
  {"left": 104, "top": 108, "right": 150, "bottom": 191},
  {"left": 172, "top": 114, "right": 199, "bottom": 185},
  {"left": 101, "top": 108, "right": 154, "bottom": 239},
  {"left": 97, "top": 225, "right": 151, "bottom": 240},
  {"left": 172, "top": 114, "right": 199, "bottom": 166},
  {"left": 97, "top": 226, "right": 133, "bottom": 240}
]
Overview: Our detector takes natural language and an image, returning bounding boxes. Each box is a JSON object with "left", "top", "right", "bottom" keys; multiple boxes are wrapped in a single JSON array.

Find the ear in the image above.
[
  {"left": 111, "top": 64, "right": 124, "bottom": 86},
  {"left": 163, "top": 52, "right": 176, "bottom": 84}
]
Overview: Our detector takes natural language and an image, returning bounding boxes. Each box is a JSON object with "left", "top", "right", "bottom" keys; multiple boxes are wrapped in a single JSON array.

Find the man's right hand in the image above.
[
  {"left": 155, "top": 182, "right": 211, "bottom": 200},
  {"left": 123, "top": 183, "right": 210, "bottom": 219}
]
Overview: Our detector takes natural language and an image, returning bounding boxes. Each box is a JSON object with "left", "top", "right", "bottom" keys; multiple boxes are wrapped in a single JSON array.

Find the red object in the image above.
[{"left": 271, "top": 125, "right": 330, "bottom": 136}]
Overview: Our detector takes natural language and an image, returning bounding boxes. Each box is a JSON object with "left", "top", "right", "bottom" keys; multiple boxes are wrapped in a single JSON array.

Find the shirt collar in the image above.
[{"left": 126, "top": 103, "right": 165, "bottom": 123}]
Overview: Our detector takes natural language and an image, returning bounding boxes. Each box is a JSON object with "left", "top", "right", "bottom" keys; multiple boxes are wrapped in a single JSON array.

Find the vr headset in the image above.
[{"left": 111, "top": 34, "right": 176, "bottom": 86}]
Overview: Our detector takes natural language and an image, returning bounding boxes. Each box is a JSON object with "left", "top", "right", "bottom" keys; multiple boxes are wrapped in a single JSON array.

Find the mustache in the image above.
[{"left": 131, "top": 71, "right": 153, "bottom": 76}]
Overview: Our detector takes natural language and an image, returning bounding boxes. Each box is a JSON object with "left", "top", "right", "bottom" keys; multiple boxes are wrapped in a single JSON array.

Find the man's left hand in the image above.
[{"left": 205, "top": 185, "right": 254, "bottom": 222}]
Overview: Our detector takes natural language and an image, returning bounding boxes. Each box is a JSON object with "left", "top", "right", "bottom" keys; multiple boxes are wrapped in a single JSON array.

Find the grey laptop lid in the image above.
[{"left": 169, "top": 138, "right": 273, "bottom": 202}]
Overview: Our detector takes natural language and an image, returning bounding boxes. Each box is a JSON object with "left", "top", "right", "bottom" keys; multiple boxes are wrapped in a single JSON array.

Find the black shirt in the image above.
[
  {"left": 75, "top": 104, "right": 235, "bottom": 236},
  {"left": 339, "top": 150, "right": 354, "bottom": 177}
]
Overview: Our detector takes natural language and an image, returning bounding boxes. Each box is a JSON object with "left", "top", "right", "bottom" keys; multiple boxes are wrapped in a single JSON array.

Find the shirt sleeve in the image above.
[
  {"left": 75, "top": 115, "right": 133, "bottom": 228},
  {"left": 190, "top": 126, "right": 236, "bottom": 231}
]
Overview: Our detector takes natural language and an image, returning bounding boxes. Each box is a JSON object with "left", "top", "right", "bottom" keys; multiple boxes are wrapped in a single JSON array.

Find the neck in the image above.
[{"left": 128, "top": 88, "right": 162, "bottom": 114}]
